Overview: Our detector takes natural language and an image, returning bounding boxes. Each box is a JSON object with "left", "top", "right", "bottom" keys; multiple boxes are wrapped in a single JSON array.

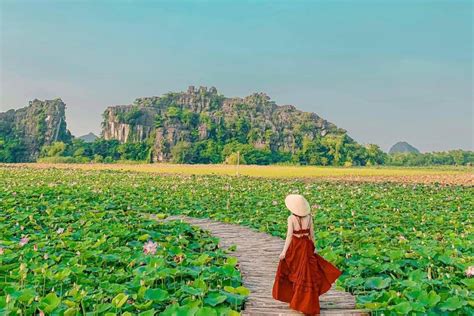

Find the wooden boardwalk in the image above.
[{"left": 162, "top": 215, "right": 366, "bottom": 316}]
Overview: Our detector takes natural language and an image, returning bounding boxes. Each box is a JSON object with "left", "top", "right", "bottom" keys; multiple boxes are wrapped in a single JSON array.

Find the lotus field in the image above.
[{"left": 0, "top": 166, "right": 473, "bottom": 315}]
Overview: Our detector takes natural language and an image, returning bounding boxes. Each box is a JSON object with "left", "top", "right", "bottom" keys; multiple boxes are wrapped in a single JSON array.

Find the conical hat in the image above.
[{"left": 284, "top": 194, "right": 310, "bottom": 216}]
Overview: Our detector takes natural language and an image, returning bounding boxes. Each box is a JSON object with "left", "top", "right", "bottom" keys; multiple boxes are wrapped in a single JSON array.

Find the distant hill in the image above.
[
  {"left": 78, "top": 132, "right": 98, "bottom": 143},
  {"left": 389, "top": 141, "right": 420, "bottom": 154}
]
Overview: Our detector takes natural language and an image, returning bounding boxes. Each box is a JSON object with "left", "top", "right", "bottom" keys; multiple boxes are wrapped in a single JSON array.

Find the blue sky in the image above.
[{"left": 1, "top": 0, "right": 472, "bottom": 152}]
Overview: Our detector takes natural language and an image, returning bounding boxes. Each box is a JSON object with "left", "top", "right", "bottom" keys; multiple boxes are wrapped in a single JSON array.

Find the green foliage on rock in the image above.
[
  {"left": 166, "top": 106, "right": 182, "bottom": 122},
  {"left": 123, "top": 107, "right": 143, "bottom": 125},
  {"left": 0, "top": 98, "right": 72, "bottom": 162}
]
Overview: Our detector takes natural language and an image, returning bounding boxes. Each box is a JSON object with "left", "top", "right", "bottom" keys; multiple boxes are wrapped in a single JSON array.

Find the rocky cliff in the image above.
[
  {"left": 102, "top": 86, "right": 348, "bottom": 162},
  {"left": 0, "top": 98, "right": 71, "bottom": 161}
]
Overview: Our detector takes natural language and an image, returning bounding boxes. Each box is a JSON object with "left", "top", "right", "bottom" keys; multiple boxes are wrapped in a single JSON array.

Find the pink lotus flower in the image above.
[
  {"left": 19, "top": 236, "right": 29, "bottom": 247},
  {"left": 0, "top": 247, "right": 4, "bottom": 255},
  {"left": 38, "top": 310, "right": 45, "bottom": 316},
  {"left": 12, "top": 192, "right": 17, "bottom": 196},
  {"left": 466, "top": 266, "right": 474, "bottom": 277},
  {"left": 143, "top": 240, "right": 158, "bottom": 255},
  {"left": 312, "top": 204, "right": 321, "bottom": 210}
]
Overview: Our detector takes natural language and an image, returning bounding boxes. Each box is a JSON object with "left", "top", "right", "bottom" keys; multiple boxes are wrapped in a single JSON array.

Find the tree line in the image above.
[{"left": 6, "top": 137, "right": 469, "bottom": 166}]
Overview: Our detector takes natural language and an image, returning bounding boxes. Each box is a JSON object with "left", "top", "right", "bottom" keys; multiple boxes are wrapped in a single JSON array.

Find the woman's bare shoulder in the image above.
[{"left": 287, "top": 214, "right": 295, "bottom": 224}]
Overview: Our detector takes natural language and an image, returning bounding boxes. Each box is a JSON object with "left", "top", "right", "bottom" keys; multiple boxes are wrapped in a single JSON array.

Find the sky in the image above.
[{"left": 0, "top": 0, "right": 472, "bottom": 152}]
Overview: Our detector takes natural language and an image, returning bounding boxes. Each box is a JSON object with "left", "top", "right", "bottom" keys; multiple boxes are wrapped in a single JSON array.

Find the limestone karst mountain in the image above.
[
  {"left": 101, "top": 86, "right": 350, "bottom": 162},
  {"left": 0, "top": 98, "right": 71, "bottom": 161}
]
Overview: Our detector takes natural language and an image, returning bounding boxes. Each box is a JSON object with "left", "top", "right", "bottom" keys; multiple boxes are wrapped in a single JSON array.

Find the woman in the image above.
[{"left": 272, "top": 194, "right": 342, "bottom": 315}]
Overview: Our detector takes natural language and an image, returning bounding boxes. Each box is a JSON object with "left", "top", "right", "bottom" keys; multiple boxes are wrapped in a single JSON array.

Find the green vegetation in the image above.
[
  {"left": 0, "top": 168, "right": 247, "bottom": 315},
  {"left": 33, "top": 137, "right": 474, "bottom": 167},
  {"left": 38, "top": 139, "right": 152, "bottom": 163},
  {"left": 154, "top": 115, "right": 164, "bottom": 128},
  {"left": 166, "top": 106, "right": 182, "bottom": 121},
  {"left": 40, "top": 142, "right": 67, "bottom": 157},
  {"left": 116, "top": 107, "right": 144, "bottom": 125},
  {"left": 0, "top": 137, "right": 28, "bottom": 163},
  {"left": 170, "top": 141, "right": 289, "bottom": 165},
  {"left": 388, "top": 150, "right": 474, "bottom": 166},
  {"left": 0, "top": 117, "right": 31, "bottom": 163},
  {"left": 1, "top": 167, "right": 472, "bottom": 315}
]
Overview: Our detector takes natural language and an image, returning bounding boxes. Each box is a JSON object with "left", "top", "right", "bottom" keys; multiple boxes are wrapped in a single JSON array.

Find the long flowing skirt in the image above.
[{"left": 272, "top": 236, "right": 342, "bottom": 315}]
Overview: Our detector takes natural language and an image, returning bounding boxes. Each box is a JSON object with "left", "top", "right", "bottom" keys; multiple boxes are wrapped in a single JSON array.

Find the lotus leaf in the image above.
[{"left": 1, "top": 166, "right": 472, "bottom": 314}]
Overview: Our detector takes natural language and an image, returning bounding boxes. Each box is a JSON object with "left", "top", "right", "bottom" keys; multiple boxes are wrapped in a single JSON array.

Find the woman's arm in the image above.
[
  {"left": 279, "top": 216, "right": 294, "bottom": 260},
  {"left": 310, "top": 215, "right": 316, "bottom": 253}
]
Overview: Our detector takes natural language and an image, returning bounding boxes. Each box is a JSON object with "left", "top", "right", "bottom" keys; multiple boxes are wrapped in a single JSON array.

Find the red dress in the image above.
[{"left": 272, "top": 224, "right": 342, "bottom": 315}]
